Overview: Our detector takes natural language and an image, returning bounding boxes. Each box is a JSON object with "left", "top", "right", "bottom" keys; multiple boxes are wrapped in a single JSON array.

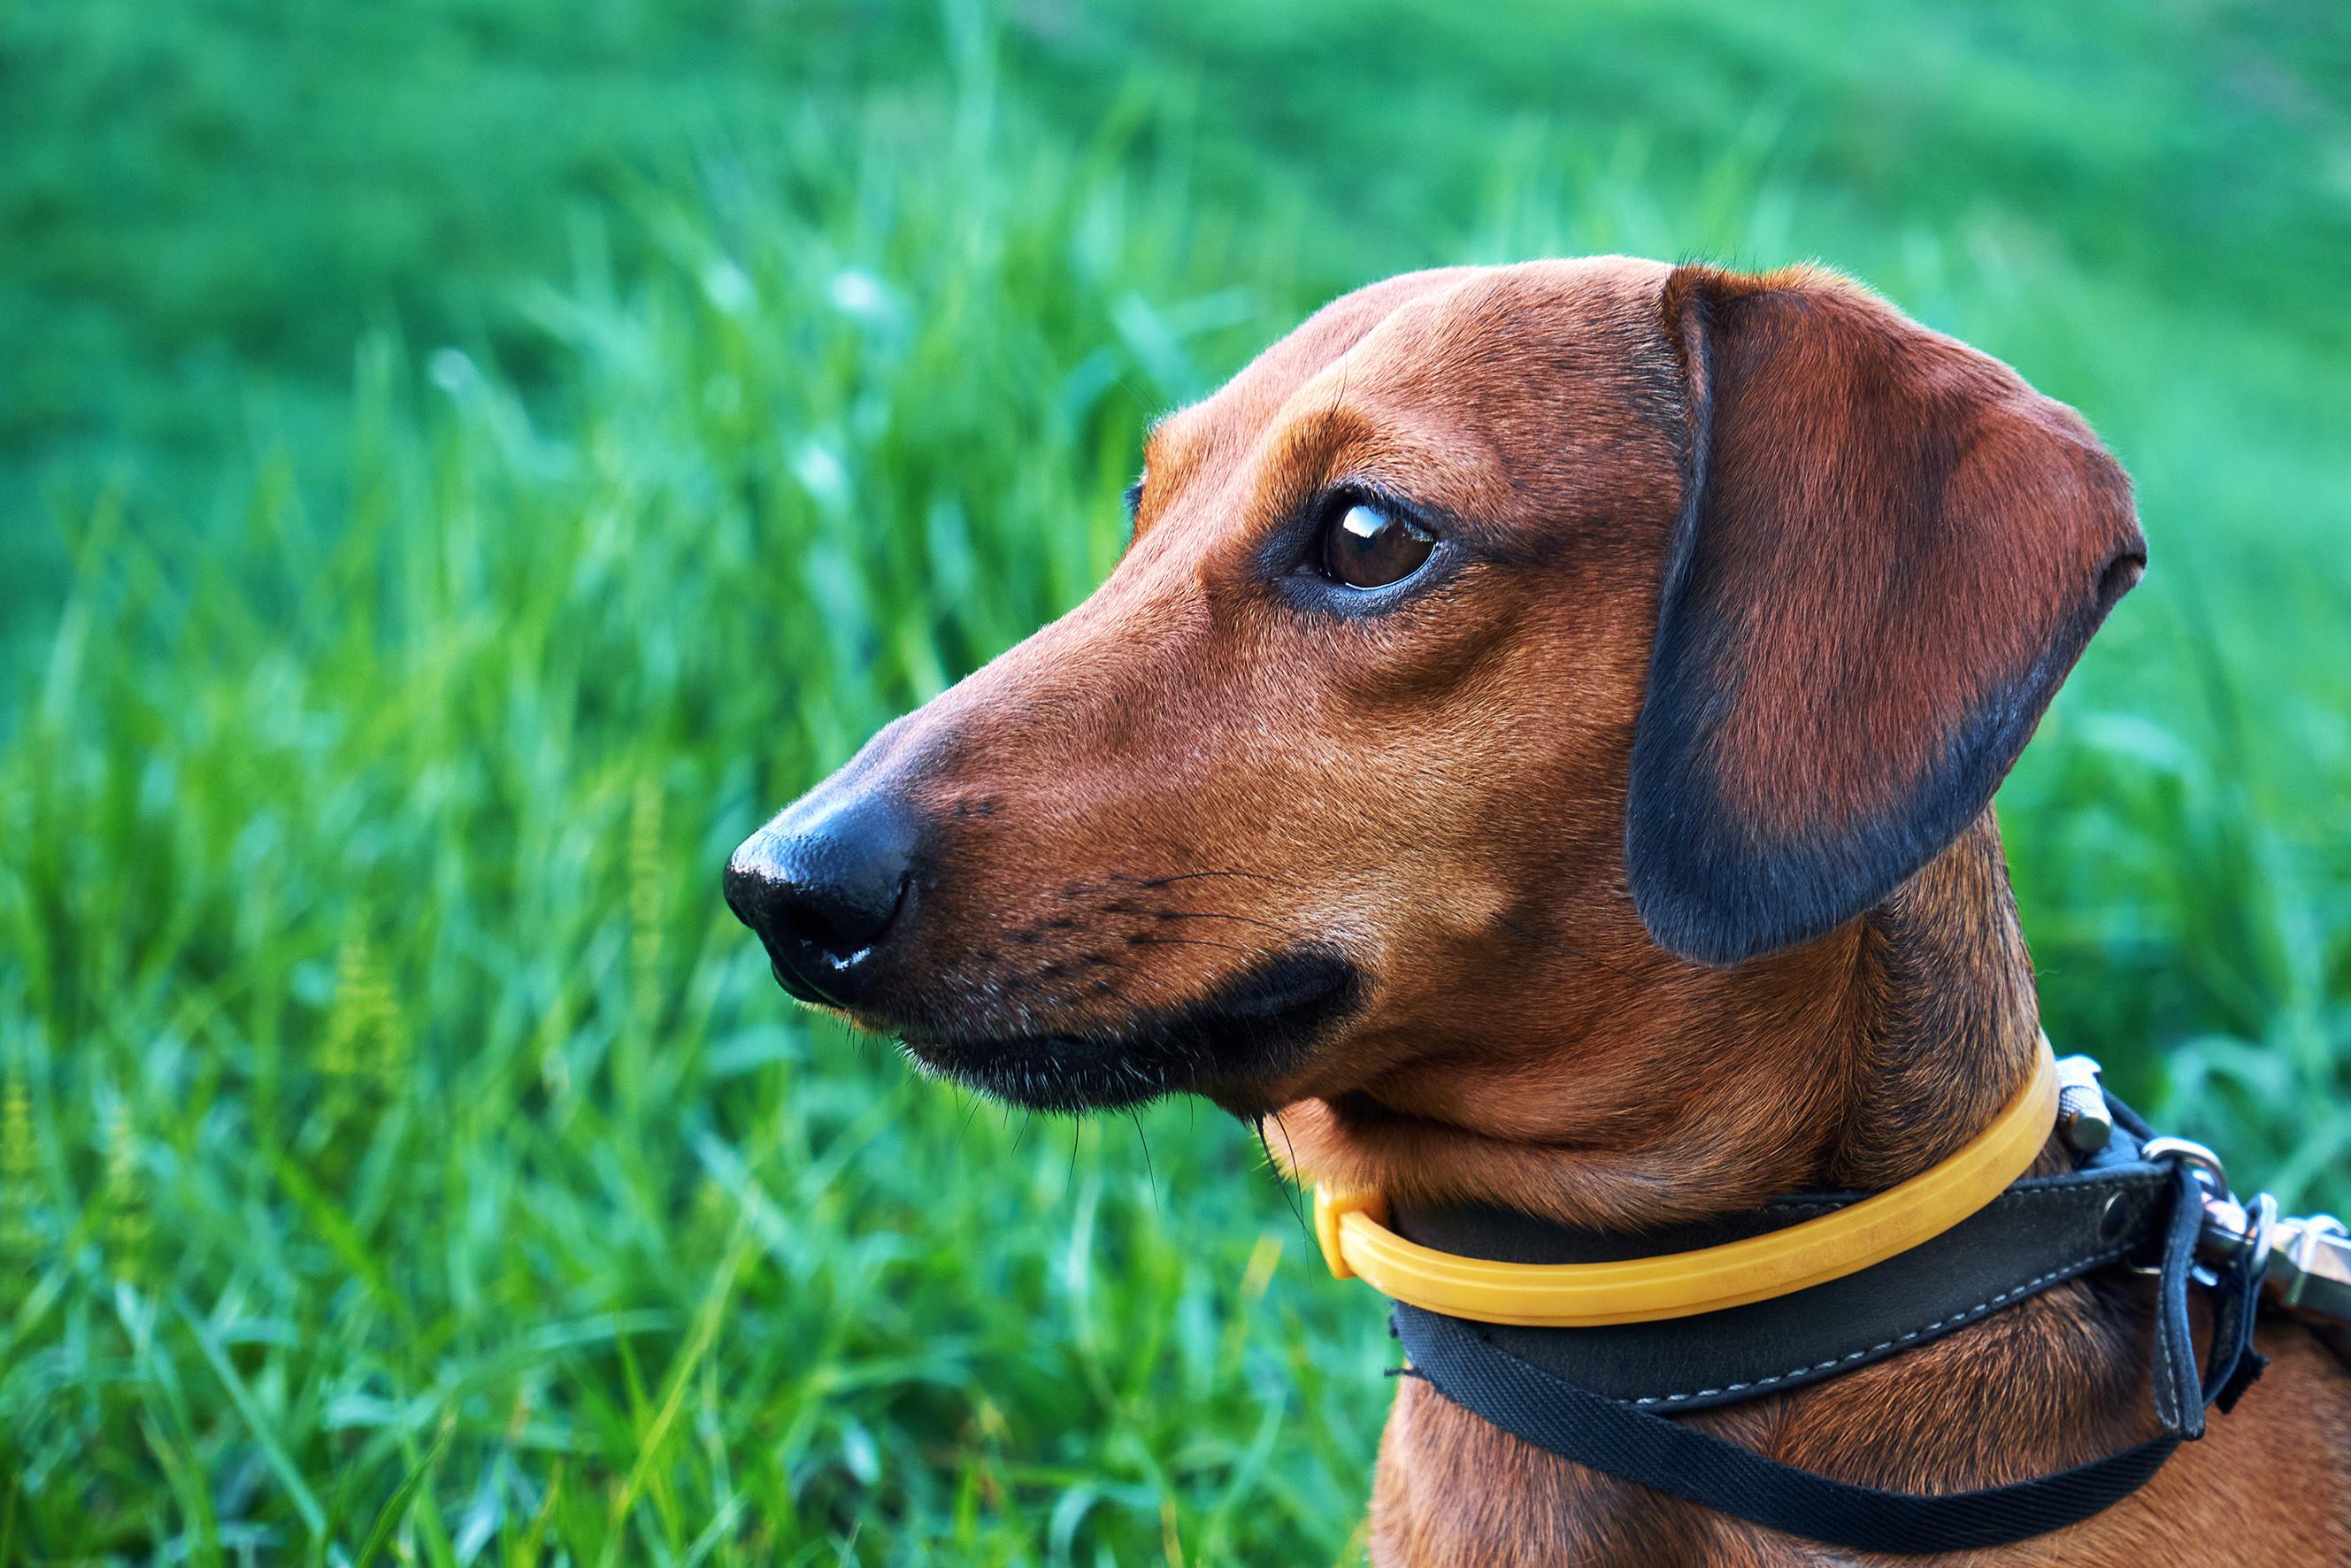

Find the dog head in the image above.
[{"left": 726, "top": 258, "right": 2142, "bottom": 1126}]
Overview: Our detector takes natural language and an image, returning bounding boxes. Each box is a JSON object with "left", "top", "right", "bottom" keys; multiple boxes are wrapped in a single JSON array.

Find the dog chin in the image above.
[{"left": 893, "top": 948, "right": 1363, "bottom": 1115}]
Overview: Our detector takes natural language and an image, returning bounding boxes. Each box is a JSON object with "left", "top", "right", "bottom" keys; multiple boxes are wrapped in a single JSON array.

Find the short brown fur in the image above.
[{"left": 744, "top": 259, "right": 2351, "bottom": 1563}]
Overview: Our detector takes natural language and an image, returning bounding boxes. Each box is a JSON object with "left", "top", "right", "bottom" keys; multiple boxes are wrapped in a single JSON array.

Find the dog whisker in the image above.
[
  {"left": 1073, "top": 952, "right": 1195, "bottom": 1010},
  {"left": 1127, "top": 1108, "right": 1158, "bottom": 1211},
  {"left": 1135, "top": 869, "right": 1292, "bottom": 889},
  {"left": 1126, "top": 934, "right": 1273, "bottom": 959},
  {"left": 1153, "top": 908, "right": 1311, "bottom": 943},
  {"left": 1256, "top": 1111, "right": 1314, "bottom": 1253}
]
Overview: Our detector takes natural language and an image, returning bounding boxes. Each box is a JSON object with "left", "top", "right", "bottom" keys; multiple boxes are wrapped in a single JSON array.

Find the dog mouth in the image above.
[{"left": 893, "top": 947, "right": 1363, "bottom": 1114}]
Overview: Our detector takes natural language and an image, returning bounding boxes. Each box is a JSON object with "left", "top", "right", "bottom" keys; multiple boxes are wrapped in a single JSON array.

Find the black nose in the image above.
[{"left": 725, "top": 792, "right": 920, "bottom": 1005}]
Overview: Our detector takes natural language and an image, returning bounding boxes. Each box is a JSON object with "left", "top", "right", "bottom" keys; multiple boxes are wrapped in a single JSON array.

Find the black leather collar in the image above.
[
  {"left": 1388, "top": 1131, "right": 2173, "bottom": 1411},
  {"left": 1378, "top": 1111, "right": 2272, "bottom": 1554}
]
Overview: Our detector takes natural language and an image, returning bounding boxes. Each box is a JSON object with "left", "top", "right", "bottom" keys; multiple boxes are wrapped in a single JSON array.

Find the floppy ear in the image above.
[{"left": 1627, "top": 265, "right": 2146, "bottom": 966}]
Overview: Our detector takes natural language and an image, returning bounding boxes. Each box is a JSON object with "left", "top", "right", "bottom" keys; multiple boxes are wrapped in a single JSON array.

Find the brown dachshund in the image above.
[{"left": 726, "top": 258, "right": 2351, "bottom": 1563}]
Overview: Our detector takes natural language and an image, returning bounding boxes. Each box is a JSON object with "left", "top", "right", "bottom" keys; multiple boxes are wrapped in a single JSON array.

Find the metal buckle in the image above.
[
  {"left": 2141, "top": 1135, "right": 2229, "bottom": 1197},
  {"left": 2269, "top": 1214, "right": 2351, "bottom": 1324},
  {"left": 2132, "top": 1136, "right": 2236, "bottom": 1282},
  {"left": 2101, "top": 1129, "right": 2351, "bottom": 1327}
]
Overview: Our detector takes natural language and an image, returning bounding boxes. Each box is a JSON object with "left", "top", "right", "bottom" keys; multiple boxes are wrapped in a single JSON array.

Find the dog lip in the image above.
[{"left": 895, "top": 946, "right": 1362, "bottom": 1113}]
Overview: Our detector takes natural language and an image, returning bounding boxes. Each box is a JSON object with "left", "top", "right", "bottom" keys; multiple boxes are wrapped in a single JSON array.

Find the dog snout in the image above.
[{"left": 725, "top": 790, "right": 921, "bottom": 1005}]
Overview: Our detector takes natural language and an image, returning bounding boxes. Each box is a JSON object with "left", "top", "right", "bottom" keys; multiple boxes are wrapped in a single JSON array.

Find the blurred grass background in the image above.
[{"left": 3, "top": 0, "right": 2347, "bottom": 1561}]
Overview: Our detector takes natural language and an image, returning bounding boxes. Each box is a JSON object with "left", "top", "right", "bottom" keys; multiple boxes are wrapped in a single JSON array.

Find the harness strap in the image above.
[{"left": 1392, "top": 1161, "right": 2270, "bottom": 1555}]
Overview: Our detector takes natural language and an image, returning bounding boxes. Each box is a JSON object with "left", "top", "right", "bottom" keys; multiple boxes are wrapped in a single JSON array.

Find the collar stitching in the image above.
[{"left": 1614, "top": 1235, "right": 2141, "bottom": 1405}]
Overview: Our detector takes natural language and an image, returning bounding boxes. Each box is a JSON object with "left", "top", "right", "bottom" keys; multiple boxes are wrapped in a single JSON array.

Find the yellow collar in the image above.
[{"left": 1313, "top": 1034, "right": 2059, "bottom": 1327}]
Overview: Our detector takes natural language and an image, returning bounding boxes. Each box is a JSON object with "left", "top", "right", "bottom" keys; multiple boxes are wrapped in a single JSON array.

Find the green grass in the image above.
[{"left": 3, "top": 1, "right": 2347, "bottom": 1561}]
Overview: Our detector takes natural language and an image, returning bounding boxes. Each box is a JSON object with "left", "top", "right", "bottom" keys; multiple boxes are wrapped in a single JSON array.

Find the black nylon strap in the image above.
[
  {"left": 1396, "top": 1305, "right": 2182, "bottom": 1553},
  {"left": 1391, "top": 1159, "right": 2270, "bottom": 1554}
]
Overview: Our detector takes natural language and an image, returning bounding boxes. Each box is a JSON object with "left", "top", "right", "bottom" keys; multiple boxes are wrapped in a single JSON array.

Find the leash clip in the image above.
[
  {"left": 2142, "top": 1136, "right": 2270, "bottom": 1286},
  {"left": 2132, "top": 1134, "right": 2351, "bottom": 1328}
]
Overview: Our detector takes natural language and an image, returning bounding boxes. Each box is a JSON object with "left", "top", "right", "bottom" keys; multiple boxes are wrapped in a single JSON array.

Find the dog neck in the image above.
[
  {"left": 1828, "top": 811, "right": 2046, "bottom": 1189},
  {"left": 1274, "top": 811, "right": 2048, "bottom": 1228}
]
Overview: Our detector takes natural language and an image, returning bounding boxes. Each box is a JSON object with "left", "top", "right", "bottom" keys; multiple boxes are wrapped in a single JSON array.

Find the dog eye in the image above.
[{"left": 1318, "top": 503, "right": 1434, "bottom": 589}]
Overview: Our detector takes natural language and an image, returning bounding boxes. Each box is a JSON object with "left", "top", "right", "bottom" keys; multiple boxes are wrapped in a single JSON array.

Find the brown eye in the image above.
[{"left": 1319, "top": 502, "right": 1435, "bottom": 589}]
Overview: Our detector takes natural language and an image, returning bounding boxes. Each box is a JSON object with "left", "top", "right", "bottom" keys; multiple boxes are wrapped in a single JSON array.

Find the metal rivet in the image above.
[{"left": 2099, "top": 1193, "right": 2130, "bottom": 1241}]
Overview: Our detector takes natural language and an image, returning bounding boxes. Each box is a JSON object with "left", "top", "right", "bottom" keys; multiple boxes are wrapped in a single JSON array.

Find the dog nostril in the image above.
[
  {"left": 773, "top": 873, "right": 906, "bottom": 962},
  {"left": 725, "top": 792, "right": 923, "bottom": 1001}
]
